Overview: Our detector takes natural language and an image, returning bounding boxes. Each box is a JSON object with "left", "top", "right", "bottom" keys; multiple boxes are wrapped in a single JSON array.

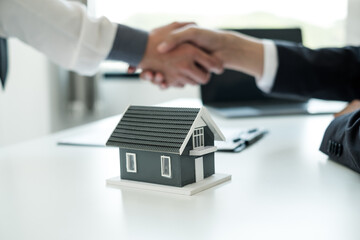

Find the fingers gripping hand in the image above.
[
  {"left": 141, "top": 45, "right": 222, "bottom": 89},
  {"left": 139, "top": 22, "right": 223, "bottom": 88},
  {"left": 157, "top": 26, "right": 224, "bottom": 55}
]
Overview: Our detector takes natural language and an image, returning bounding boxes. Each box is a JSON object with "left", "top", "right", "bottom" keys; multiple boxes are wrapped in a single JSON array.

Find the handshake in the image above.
[{"left": 133, "top": 22, "right": 265, "bottom": 89}]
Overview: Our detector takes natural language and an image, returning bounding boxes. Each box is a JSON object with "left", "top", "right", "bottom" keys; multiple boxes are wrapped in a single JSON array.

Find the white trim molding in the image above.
[
  {"left": 189, "top": 146, "right": 218, "bottom": 156},
  {"left": 126, "top": 153, "right": 137, "bottom": 173},
  {"left": 161, "top": 156, "right": 172, "bottom": 178}
]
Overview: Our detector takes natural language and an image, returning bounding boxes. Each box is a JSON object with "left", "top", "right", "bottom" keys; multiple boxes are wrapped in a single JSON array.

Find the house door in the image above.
[{"left": 195, "top": 157, "right": 204, "bottom": 182}]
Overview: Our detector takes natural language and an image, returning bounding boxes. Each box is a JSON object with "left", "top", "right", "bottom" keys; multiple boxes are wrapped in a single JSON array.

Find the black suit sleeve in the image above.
[
  {"left": 320, "top": 109, "right": 360, "bottom": 173},
  {"left": 271, "top": 41, "right": 360, "bottom": 173},
  {"left": 272, "top": 41, "right": 360, "bottom": 101}
]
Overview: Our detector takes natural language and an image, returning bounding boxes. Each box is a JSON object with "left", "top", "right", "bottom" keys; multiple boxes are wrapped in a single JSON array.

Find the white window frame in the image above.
[
  {"left": 126, "top": 153, "right": 137, "bottom": 173},
  {"left": 193, "top": 127, "right": 205, "bottom": 149},
  {"left": 161, "top": 156, "right": 172, "bottom": 178}
]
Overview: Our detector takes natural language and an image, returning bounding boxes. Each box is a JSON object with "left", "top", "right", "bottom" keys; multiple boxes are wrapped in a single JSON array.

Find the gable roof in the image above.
[{"left": 106, "top": 105, "right": 225, "bottom": 154}]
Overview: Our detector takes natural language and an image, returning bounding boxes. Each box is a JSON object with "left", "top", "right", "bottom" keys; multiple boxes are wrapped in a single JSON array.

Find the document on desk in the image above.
[{"left": 57, "top": 115, "right": 120, "bottom": 147}]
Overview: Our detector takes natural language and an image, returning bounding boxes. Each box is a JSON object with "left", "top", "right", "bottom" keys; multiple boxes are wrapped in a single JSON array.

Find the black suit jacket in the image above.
[{"left": 271, "top": 41, "right": 360, "bottom": 173}]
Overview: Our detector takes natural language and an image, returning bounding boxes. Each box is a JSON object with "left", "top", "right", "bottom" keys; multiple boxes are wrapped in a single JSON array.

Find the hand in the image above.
[
  {"left": 128, "top": 65, "right": 168, "bottom": 89},
  {"left": 334, "top": 99, "right": 360, "bottom": 118},
  {"left": 141, "top": 26, "right": 265, "bottom": 87},
  {"left": 138, "top": 22, "right": 223, "bottom": 88},
  {"left": 157, "top": 26, "right": 264, "bottom": 79}
]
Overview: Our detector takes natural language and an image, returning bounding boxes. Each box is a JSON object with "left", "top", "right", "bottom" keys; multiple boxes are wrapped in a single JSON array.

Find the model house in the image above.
[{"left": 106, "top": 105, "right": 225, "bottom": 187}]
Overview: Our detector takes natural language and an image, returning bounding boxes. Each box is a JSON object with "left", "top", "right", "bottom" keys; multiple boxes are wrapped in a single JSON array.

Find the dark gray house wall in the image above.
[
  {"left": 203, "top": 153, "right": 215, "bottom": 178},
  {"left": 179, "top": 126, "right": 215, "bottom": 185},
  {"left": 203, "top": 126, "right": 215, "bottom": 178},
  {"left": 204, "top": 126, "right": 215, "bottom": 146},
  {"left": 179, "top": 153, "right": 215, "bottom": 186},
  {"left": 180, "top": 156, "right": 196, "bottom": 186},
  {"left": 119, "top": 148, "right": 182, "bottom": 187}
]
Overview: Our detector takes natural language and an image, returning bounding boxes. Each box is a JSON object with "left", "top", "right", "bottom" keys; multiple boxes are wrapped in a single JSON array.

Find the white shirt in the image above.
[
  {"left": 256, "top": 39, "right": 278, "bottom": 93},
  {"left": 0, "top": 0, "right": 117, "bottom": 76},
  {"left": 0, "top": 0, "right": 278, "bottom": 84}
]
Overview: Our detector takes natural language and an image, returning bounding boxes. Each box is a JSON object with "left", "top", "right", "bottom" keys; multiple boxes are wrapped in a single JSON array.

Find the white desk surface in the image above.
[{"left": 1, "top": 99, "right": 360, "bottom": 240}]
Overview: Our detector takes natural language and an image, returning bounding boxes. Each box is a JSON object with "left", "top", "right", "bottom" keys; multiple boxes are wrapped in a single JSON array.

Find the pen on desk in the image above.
[
  {"left": 233, "top": 128, "right": 268, "bottom": 150},
  {"left": 233, "top": 142, "right": 246, "bottom": 152},
  {"left": 245, "top": 129, "right": 268, "bottom": 146},
  {"left": 216, "top": 128, "right": 268, "bottom": 152}
]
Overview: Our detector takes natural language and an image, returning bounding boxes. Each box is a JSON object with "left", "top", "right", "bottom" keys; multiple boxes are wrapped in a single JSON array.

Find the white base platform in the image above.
[{"left": 106, "top": 173, "right": 231, "bottom": 196}]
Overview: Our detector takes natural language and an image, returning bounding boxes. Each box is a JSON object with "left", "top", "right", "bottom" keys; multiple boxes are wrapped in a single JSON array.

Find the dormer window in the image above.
[{"left": 193, "top": 127, "right": 204, "bottom": 149}]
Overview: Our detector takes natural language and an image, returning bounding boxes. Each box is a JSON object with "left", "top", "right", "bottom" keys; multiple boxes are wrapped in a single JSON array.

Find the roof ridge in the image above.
[{"left": 129, "top": 105, "right": 201, "bottom": 112}]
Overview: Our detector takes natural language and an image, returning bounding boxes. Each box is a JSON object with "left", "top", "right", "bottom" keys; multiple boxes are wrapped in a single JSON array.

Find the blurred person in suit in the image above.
[{"left": 143, "top": 26, "right": 360, "bottom": 173}]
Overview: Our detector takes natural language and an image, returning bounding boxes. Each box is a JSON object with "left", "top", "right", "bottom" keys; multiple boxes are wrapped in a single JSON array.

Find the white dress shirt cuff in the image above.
[{"left": 255, "top": 39, "right": 278, "bottom": 93}]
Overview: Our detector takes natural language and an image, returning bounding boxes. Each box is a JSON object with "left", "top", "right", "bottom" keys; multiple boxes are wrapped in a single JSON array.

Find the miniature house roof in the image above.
[{"left": 106, "top": 105, "right": 225, "bottom": 154}]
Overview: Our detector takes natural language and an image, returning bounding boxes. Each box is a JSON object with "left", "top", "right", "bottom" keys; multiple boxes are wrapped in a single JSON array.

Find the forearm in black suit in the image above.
[
  {"left": 271, "top": 41, "right": 360, "bottom": 102},
  {"left": 320, "top": 109, "right": 360, "bottom": 173},
  {"left": 271, "top": 41, "right": 360, "bottom": 173}
]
